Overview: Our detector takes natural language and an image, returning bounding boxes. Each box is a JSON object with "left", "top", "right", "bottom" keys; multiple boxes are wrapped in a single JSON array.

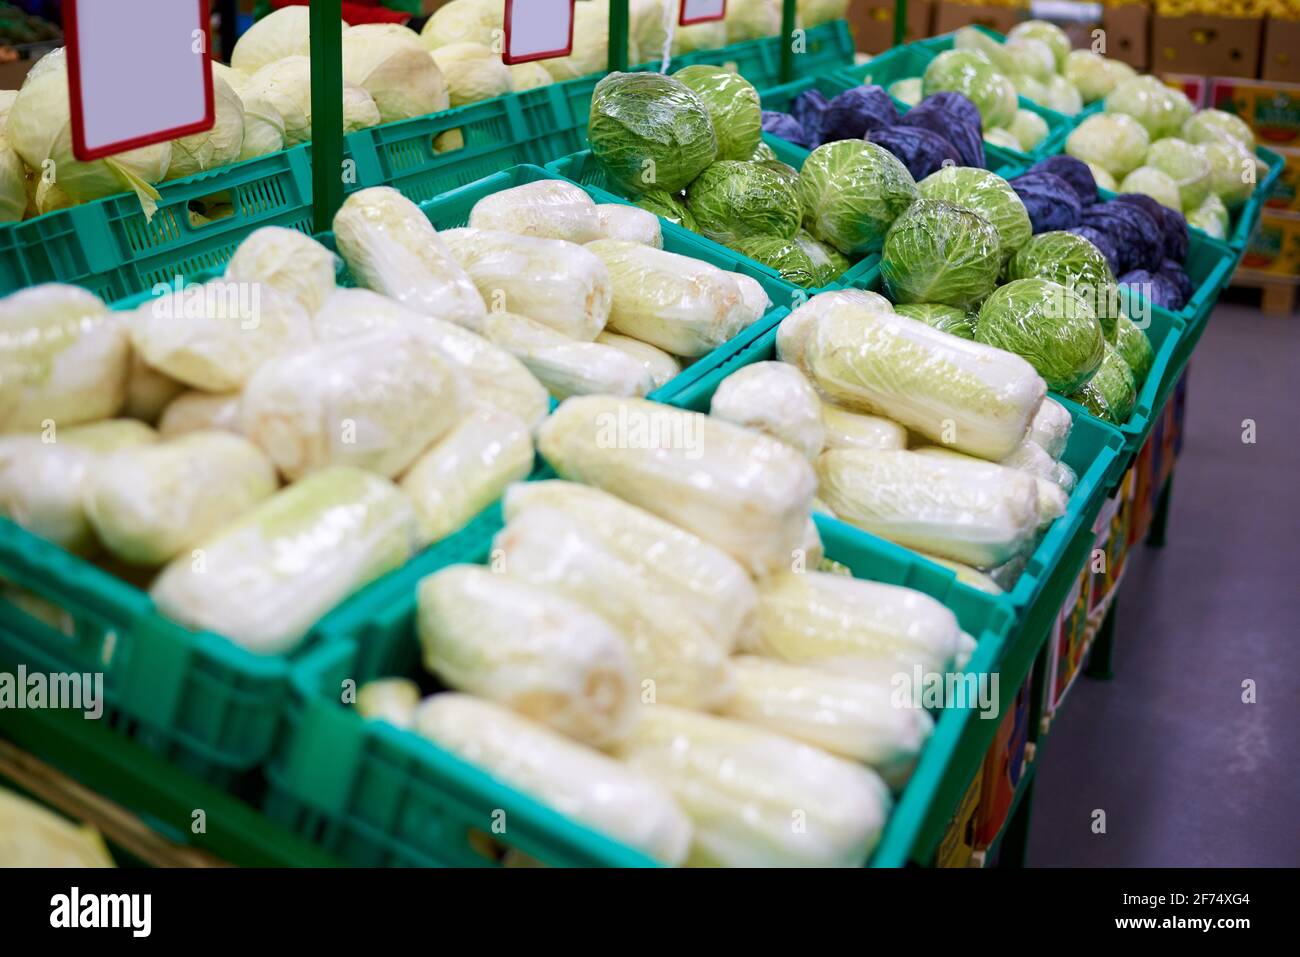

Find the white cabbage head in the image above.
[{"left": 342, "top": 31, "right": 450, "bottom": 123}]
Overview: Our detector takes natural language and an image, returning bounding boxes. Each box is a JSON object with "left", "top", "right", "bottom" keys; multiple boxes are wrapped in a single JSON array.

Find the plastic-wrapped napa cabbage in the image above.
[
  {"left": 356, "top": 677, "right": 421, "bottom": 728},
  {"left": 583, "top": 240, "right": 763, "bottom": 357},
  {"left": 313, "top": 288, "right": 548, "bottom": 432},
  {"left": 995, "top": 438, "right": 1075, "bottom": 492},
  {"left": 1027, "top": 396, "right": 1073, "bottom": 460},
  {"left": 431, "top": 42, "right": 511, "bottom": 107},
  {"left": 595, "top": 204, "right": 663, "bottom": 247},
  {"left": 1, "top": 285, "right": 129, "bottom": 432},
  {"left": 150, "top": 466, "right": 421, "bottom": 654},
  {"left": 709, "top": 361, "right": 825, "bottom": 460},
  {"left": 158, "top": 391, "right": 244, "bottom": 438},
  {"left": 417, "top": 564, "right": 637, "bottom": 747},
  {"left": 820, "top": 404, "right": 907, "bottom": 452},
  {"left": 880, "top": 200, "right": 1001, "bottom": 309},
  {"left": 503, "top": 480, "right": 759, "bottom": 649},
  {"left": 1105, "top": 75, "right": 1194, "bottom": 140},
  {"left": 493, "top": 504, "right": 735, "bottom": 710},
  {"left": 85, "top": 432, "right": 277, "bottom": 567},
  {"left": 225, "top": 226, "right": 338, "bottom": 316},
  {"left": 167, "top": 76, "right": 245, "bottom": 181},
  {"left": 129, "top": 281, "right": 313, "bottom": 392},
  {"left": 342, "top": 30, "right": 450, "bottom": 123},
  {"left": 671, "top": 66, "right": 762, "bottom": 162},
  {"left": 123, "top": 352, "right": 185, "bottom": 424},
  {"left": 0, "top": 136, "right": 26, "bottom": 223},
  {"left": 413, "top": 693, "right": 692, "bottom": 866},
  {"left": 400, "top": 407, "right": 533, "bottom": 546},
  {"left": 797, "top": 301, "right": 1047, "bottom": 461},
  {"left": 595, "top": 332, "right": 680, "bottom": 388},
  {"left": 1066, "top": 112, "right": 1151, "bottom": 178},
  {"left": 468, "top": 180, "right": 602, "bottom": 243},
  {"left": 538, "top": 396, "right": 817, "bottom": 577},
  {"left": 723, "top": 655, "right": 933, "bottom": 789},
  {"left": 0, "top": 787, "right": 115, "bottom": 867},
  {"left": 798, "top": 140, "right": 918, "bottom": 256},
  {"left": 817, "top": 448, "right": 1042, "bottom": 567},
  {"left": 440, "top": 228, "right": 612, "bottom": 340},
  {"left": 975, "top": 278, "right": 1106, "bottom": 394},
  {"left": 241, "top": 330, "right": 466, "bottom": 480},
  {"left": 333, "top": 187, "right": 488, "bottom": 331},
  {"left": 1068, "top": 342, "right": 1137, "bottom": 425},
  {"left": 614, "top": 704, "right": 891, "bottom": 868},
  {"left": 483, "top": 311, "right": 653, "bottom": 399}
]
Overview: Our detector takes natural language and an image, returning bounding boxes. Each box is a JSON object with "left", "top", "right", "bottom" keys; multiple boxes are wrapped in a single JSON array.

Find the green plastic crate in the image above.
[
  {"left": 658, "top": 317, "right": 1124, "bottom": 620},
  {"left": 265, "top": 490, "right": 1015, "bottom": 868},
  {"left": 1230, "top": 145, "right": 1285, "bottom": 255}
]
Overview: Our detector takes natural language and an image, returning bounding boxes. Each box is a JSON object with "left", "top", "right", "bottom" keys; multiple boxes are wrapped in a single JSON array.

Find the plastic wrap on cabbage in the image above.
[
  {"left": 671, "top": 65, "right": 761, "bottom": 161},
  {"left": 801, "top": 301, "right": 1047, "bottom": 460},
  {"left": 1146, "top": 137, "right": 1211, "bottom": 210},
  {"left": 916, "top": 437, "right": 1067, "bottom": 529},
  {"left": 614, "top": 704, "right": 890, "bottom": 867},
  {"left": 467, "top": 180, "right": 602, "bottom": 243},
  {"left": 417, "top": 564, "right": 637, "bottom": 746},
  {"left": 333, "top": 187, "right": 487, "bottom": 330},
  {"left": 975, "top": 278, "right": 1105, "bottom": 393},
  {"left": 440, "top": 227, "right": 611, "bottom": 341},
  {"left": 880, "top": 200, "right": 1001, "bottom": 308},
  {"left": 84, "top": 430, "right": 276, "bottom": 568},
  {"left": 821, "top": 84, "right": 900, "bottom": 141},
  {"left": 400, "top": 407, "right": 534, "bottom": 545},
  {"left": 709, "top": 362, "right": 825, "bottom": 460},
  {"left": 893, "top": 303, "right": 976, "bottom": 339},
  {"left": 732, "top": 235, "right": 822, "bottom": 288},
  {"left": 868, "top": 125, "right": 961, "bottom": 182},
  {"left": 1183, "top": 108, "right": 1255, "bottom": 152},
  {"left": 595, "top": 204, "right": 663, "bottom": 247},
  {"left": 635, "top": 188, "right": 699, "bottom": 232},
  {"left": 1119, "top": 166, "right": 1182, "bottom": 211},
  {"left": 241, "top": 330, "right": 466, "bottom": 480},
  {"left": 922, "top": 49, "right": 1014, "bottom": 129},
  {"left": 583, "top": 240, "right": 757, "bottom": 357},
  {"left": 483, "top": 311, "right": 654, "bottom": 399},
  {"left": 151, "top": 467, "right": 420, "bottom": 653},
  {"left": 589, "top": 72, "right": 717, "bottom": 195},
  {"left": 158, "top": 391, "right": 243, "bottom": 438},
  {"left": 953, "top": 25, "right": 1012, "bottom": 72},
  {"left": 917, "top": 166, "right": 1031, "bottom": 264},
  {"left": 356, "top": 677, "right": 421, "bottom": 728},
  {"left": 1027, "top": 396, "right": 1072, "bottom": 460},
  {"left": 1199, "top": 140, "right": 1256, "bottom": 209},
  {"left": 817, "top": 448, "right": 1042, "bottom": 567},
  {"left": 1112, "top": 313, "right": 1155, "bottom": 387},
  {"left": 1066, "top": 50, "right": 1134, "bottom": 104},
  {"left": 899, "top": 99, "right": 985, "bottom": 169},
  {"left": 684, "top": 161, "right": 801, "bottom": 246},
  {"left": 0, "top": 284, "right": 128, "bottom": 432},
  {"left": 1029, "top": 155, "right": 1100, "bottom": 207},
  {"left": 1105, "top": 76, "right": 1194, "bottom": 140},
  {"left": 1009, "top": 109, "right": 1049, "bottom": 151},
  {"left": 1068, "top": 342, "right": 1137, "bottom": 425},
  {"left": 1010, "top": 172, "right": 1083, "bottom": 233},
  {"left": 775, "top": 289, "right": 896, "bottom": 375},
  {"left": 1187, "top": 192, "right": 1230, "bottom": 240},
  {"left": 798, "top": 140, "right": 918, "bottom": 256},
  {"left": 413, "top": 693, "right": 692, "bottom": 866},
  {"left": 794, "top": 231, "right": 851, "bottom": 285},
  {"left": 1008, "top": 230, "right": 1123, "bottom": 339},
  {"left": 313, "top": 288, "right": 548, "bottom": 432},
  {"left": 818, "top": 405, "right": 907, "bottom": 452},
  {"left": 1067, "top": 112, "right": 1151, "bottom": 178},
  {"left": 538, "top": 396, "right": 816, "bottom": 577}
]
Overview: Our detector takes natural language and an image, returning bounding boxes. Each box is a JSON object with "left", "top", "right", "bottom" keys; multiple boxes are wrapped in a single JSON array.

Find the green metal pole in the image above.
[
  {"left": 894, "top": 0, "right": 908, "bottom": 48},
  {"left": 310, "top": 0, "right": 345, "bottom": 232},
  {"left": 779, "top": 0, "right": 797, "bottom": 84},
  {"left": 608, "top": 0, "right": 630, "bottom": 73}
]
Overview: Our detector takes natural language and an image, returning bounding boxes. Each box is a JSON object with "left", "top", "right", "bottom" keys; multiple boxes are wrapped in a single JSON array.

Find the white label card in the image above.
[{"left": 503, "top": 0, "right": 576, "bottom": 65}]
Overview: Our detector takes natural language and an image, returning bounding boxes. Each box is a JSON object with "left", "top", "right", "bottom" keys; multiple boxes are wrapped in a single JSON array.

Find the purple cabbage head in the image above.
[
  {"left": 1029, "top": 155, "right": 1099, "bottom": 206},
  {"left": 1010, "top": 172, "right": 1083, "bottom": 233},
  {"left": 821, "top": 84, "right": 901, "bottom": 142},
  {"left": 868, "top": 125, "right": 961, "bottom": 181}
]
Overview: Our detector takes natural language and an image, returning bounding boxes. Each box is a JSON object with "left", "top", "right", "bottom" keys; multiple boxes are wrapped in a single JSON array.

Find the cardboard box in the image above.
[
  {"left": 1162, "top": 72, "right": 1210, "bottom": 108},
  {"left": 1242, "top": 208, "right": 1300, "bottom": 275},
  {"left": 1152, "top": 15, "right": 1263, "bottom": 78},
  {"left": 848, "top": 0, "right": 935, "bottom": 54},
  {"left": 1210, "top": 76, "right": 1300, "bottom": 147},
  {"left": 935, "top": 765, "right": 984, "bottom": 868},
  {"left": 1264, "top": 145, "right": 1300, "bottom": 211},
  {"left": 974, "top": 677, "right": 1031, "bottom": 849},
  {"left": 933, "top": 2, "right": 1023, "bottom": 36},
  {"left": 1104, "top": 3, "right": 1151, "bottom": 71},
  {"left": 1262, "top": 16, "right": 1300, "bottom": 84}
]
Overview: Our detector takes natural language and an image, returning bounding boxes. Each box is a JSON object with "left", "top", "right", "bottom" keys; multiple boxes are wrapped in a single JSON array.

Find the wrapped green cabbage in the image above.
[
  {"left": 1068, "top": 342, "right": 1138, "bottom": 425},
  {"left": 1105, "top": 75, "right": 1194, "bottom": 140},
  {"left": 1067, "top": 112, "right": 1151, "bottom": 178},
  {"left": 635, "top": 189, "right": 699, "bottom": 231},
  {"left": 1009, "top": 20, "right": 1071, "bottom": 69},
  {"left": 1199, "top": 140, "right": 1257, "bottom": 209},
  {"left": 1188, "top": 192, "right": 1230, "bottom": 239},
  {"left": 794, "top": 231, "right": 851, "bottom": 285},
  {"left": 1008, "top": 231, "right": 1122, "bottom": 339},
  {"left": 798, "top": 140, "right": 918, "bottom": 255},
  {"left": 917, "top": 166, "right": 1032, "bottom": 264},
  {"left": 893, "top": 303, "right": 976, "bottom": 339},
  {"left": 1065, "top": 50, "right": 1134, "bottom": 104},
  {"left": 731, "top": 235, "right": 823, "bottom": 288},
  {"left": 1113, "top": 314, "right": 1155, "bottom": 386},
  {"left": 1183, "top": 108, "right": 1255, "bottom": 152},
  {"left": 975, "top": 278, "right": 1106, "bottom": 393},
  {"left": 709, "top": 361, "right": 825, "bottom": 459},
  {"left": 880, "top": 200, "right": 1001, "bottom": 308},
  {"left": 467, "top": 180, "right": 602, "bottom": 243},
  {"left": 483, "top": 311, "right": 653, "bottom": 399},
  {"left": 672, "top": 65, "right": 761, "bottom": 161},
  {"left": 1120, "top": 166, "right": 1182, "bottom": 211},
  {"left": 1147, "top": 137, "right": 1211, "bottom": 210},
  {"left": 922, "top": 49, "right": 1014, "bottom": 129},
  {"left": 417, "top": 564, "right": 637, "bottom": 747},
  {"left": 1010, "top": 109, "right": 1050, "bottom": 151},
  {"left": 685, "top": 161, "right": 801, "bottom": 246},
  {"left": 889, "top": 78, "right": 923, "bottom": 107}
]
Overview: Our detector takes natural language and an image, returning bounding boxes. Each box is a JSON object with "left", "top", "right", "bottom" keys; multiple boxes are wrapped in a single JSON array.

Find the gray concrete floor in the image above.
[{"left": 1026, "top": 301, "right": 1300, "bottom": 867}]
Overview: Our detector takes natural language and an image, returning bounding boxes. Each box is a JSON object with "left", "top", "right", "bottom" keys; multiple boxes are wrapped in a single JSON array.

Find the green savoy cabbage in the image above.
[
  {"left": 880, "top": 200, "right": 1001, "bottom": 309},
  {"left": 732, "top": 235, "right": 823, "bottom": 288},
  {"left": 798, "top": 140, "right": 918, "bottom": 256},
  {"left": 1008, "top": 231, "right": 1122, "bottom": 339},
  {"left": 589, "top": 72, "right": 717, "bottom": 194},
  {"left": 685, "top": 160, "right": 801, "bottom": 245},
  {"left": 672, "top": 65, "right": 762, "bottom": 162},
  {"left": 1067, "top": 342, "right": 1137, "bottom": 424},
  {"left": 635, "top": 188, "right": 699, "bottom": 231},
  {"left": 918, "top": 166, "right": 1032, "bottom": 263},
  {"left": 975, "top": 277, "right": 1106, "bottom": 392}
]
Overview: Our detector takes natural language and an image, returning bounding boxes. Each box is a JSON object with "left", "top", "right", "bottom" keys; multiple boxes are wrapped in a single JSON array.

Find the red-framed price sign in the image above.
[
  {"left": 502, "top": 0, "right": 577, "bottom": 65},
  {"left": 681, "top": 0, "right": 727, "bottom": 25}
]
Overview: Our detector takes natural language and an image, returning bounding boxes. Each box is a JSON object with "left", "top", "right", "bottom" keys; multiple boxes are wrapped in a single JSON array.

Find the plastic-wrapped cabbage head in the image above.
[
  {"left": 922, "top": 49, "right": 1011, "bottom": 130},
  {"left": 917, "top": 166, "right": 1032, "bottom": 264},
  {"left": 166, "top": 76, "right": 244, "bottom": 181},
  {"left": 129, "top": 280, "right": 313, "bottom": 392},
  {"left": 468, "top": 179, "right": 602, "bottom": 243},
  {"left": 1113, "top": 313, "right": 1155, "bottom": 386},
  {"left": 0, "top": 787, "right": 116, "bottom": 866},
  {"left": 889, "top": 78, "right": 923, "bottom": 107},
  {"left": 1007, "top": 230, "right": 1122, "bottom": 340},
  {"left": 1064, "top": 50, "right": 1133, "bottom": 104},
  {"left": 342, "top": 30, "right": 450, "bottom": 123},
  {"left": 975, "top": 277, "right": 1106, "bottom": 393},
  {"left": 1003, "top": 37, "right": 1056, "bottom": 82},
  {"left": 332, "top": 187, "right": 487, "bottom": 330},
  {"left": 635, "top": 188, "right": 699, "bottom": 232},
  {"left": 985, "top": 127, "right": 1023, "bottom": 151},
  {"left": 431, "top": 42, "right": 512, "bottom": 107},
  {"left": 798, "top": 140, "right": 917, "bottom": 256},
  {"left": 1009, "top": 109, "right": 1049, "bottom": 151},
  {"left": 1009, "top": 19, "right": 1071, "bottom": 70},
  {"left": 709, "top": 361, "right": 826, "bottom": 460},
  {"left": 1045, "top": 75, "right": 1083, "bottom": 117},
  {"left": 5, "top": 57, "right": 171, "bottom": 212},
  {"left": 1119, "top": 166, "right": 1182, "bottom": 212},
  {"left": 880, "top": 200, "right": 1001, "bottom": 309},
  {"left": 1146, "top": 138, "right": 1211, "bottom": 210},
  {"left": 685, "top": 160, "right": 801, "bottom": 246},
  {"left": 1088, "top": 163, "right": 1117, "bottom": 192},
  {"left": 1066, "top": 112, "right": 1151, "bottom": 178},
  {"left": 671, "top": 66, "right": 761, "bottom": 162},
  {"left": 150, "top": 467, "right": 421, "bottom": 655},
  {"left": 732, "top": 235, "right": 824, "bottom": 288},
  {"left": 419, "top": 0, "right": 501, "bottom": 49},
  {"left": 589, "top": 72, "right": 718, "bottom": 195},
  {"left": 1183, "top": 108, "right": 1255, "bottom": 153},
  {"left": 953, "top": 25, "right": 1012, "bottom": 73},
  {"left": 1105, "top": 75, "right": 1194, "bottom": 140},
  {"left": 892, "top": 303, "right": 976, "bottom": 339},
  {"left": 1198, "top": 140, "right": 1257, "bottom": 209},
  {"left": 225, "top": 226, "right": 337, "bottom": 316},
  {"left": 0, "top": 284, "right": 128, "bottom": 431},
  {"left": 1187, "top": 192, "right": 1230, "bottom": 239},
  {"left": 1067, "top": 341, "right": 1137, "bottom": 425}
]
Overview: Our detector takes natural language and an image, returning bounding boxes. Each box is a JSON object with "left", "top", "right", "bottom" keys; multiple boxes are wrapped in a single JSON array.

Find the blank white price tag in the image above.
[
  {"left": 502, "top": 0, "right": 576, "bottom": 65},
  {"left": 67, "top": 0, "right": 213, "bottom": 161},
  {"left": 681, "top": 0, "right": 727, "bottom": 25}
]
